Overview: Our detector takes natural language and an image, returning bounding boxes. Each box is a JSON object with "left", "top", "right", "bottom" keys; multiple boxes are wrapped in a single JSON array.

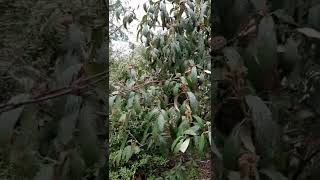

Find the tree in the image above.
[{"left": 109, "top": 0, "right": 212, "bottom": 178}]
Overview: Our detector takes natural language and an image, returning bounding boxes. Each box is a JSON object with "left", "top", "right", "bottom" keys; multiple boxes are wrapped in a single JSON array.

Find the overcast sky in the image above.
[{"left": 111, "top": 0, "right": 148, "bottom": 56}]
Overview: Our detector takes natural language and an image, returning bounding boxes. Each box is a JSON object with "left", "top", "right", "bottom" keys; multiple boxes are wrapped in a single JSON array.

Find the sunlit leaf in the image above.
[{"left": 179, "top": 138, "right": 190, "bottom": 153}]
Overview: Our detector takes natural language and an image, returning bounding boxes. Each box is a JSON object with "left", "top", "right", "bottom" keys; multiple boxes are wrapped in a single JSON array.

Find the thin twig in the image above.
[{"left": 0, "top": 71, "right": 107, "bottom": 113}]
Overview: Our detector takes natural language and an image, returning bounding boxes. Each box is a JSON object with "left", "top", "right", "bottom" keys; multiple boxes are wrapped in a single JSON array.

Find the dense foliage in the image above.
[
  {"left": 0, "top": 0, "right": 107, "bottom": 179},
  {"left": 212, "top": 0, "right": 320, "bottom": 180},
  {"left": 109, "top": 0, "right": 212, "bottom": 179}
]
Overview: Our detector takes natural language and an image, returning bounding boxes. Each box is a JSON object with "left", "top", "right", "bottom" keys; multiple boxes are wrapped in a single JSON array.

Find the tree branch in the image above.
[{"left": 0, "top": 70, "right": 107, "bottom": 113}]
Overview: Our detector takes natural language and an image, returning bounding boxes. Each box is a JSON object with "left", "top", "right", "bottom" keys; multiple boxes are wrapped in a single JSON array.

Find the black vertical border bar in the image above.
[
  {"left": 105, "top": 0, "right": 110, "bottom": 179},
  {"left": 210, "top": 0, "right": 215, "bottom": 179}
]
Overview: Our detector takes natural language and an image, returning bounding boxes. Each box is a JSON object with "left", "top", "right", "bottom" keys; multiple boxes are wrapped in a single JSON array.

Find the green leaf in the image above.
[
  {"left": 141, "top": 123, "right": 151, "bottom": 145},
  {"left": 133, "top": 94, "right": 142, "bottom": 113},
  {"left": 132, "top": 144, "right": 140, "bottom": 154},
  {"left": 109, "top": 95, "right": 117, "bottom": 108},
  {"left": 58, "top": 96, "right": 82, "bottom": 145},
  {"left": 297, "top": 27, "right": 320, "bottom": 39},
  {"left": 190, "top": 66, "right": 197, "bottom": 84},
  {"left": 171, "top": 136, "right": 184, "bottom": 151},
  {"left": 115, "top": 149, "right": 122, "bottom": 167},
  {"left": 0, "top": 93, "right": 30, "bottom": 144},
  {"left": 179, "top": 138, "right": 190, "bottom": 153},
  {"left": 122, "top": 145, "right": 133, "bottom": 162},
  {"left": 283, "top": 37, "right": 301, "bottom": 65},
  {"left": 199, "top": 133, "right": 205, "bottom": 153},
  {"left": 223, "top": 129, "right": 241, "bottom": 170},
  {"left": 146, "top": 108, "right": 159, "bottom": 121},
  {"left": 192, "top": 115, "right": 204, "bottom": 128},
  {"left": 239, "top": 125, "right": 256, "bottom": 153},
  {"left": 157, "top": 113, "right": 166, "bottom": 131},
  {"left": 173, "top": 83, "right": 180, "bottom": 96},
  {"left": 187, "top": 92, "right": 198, "bottom": 114},
  {"left": 260, "top": 168, "right": 287, "bottom": 180},
  {"left": 223, "top": 47, "right": 243, "bottom": 72},
  {"left": 78, "top": 101, "right": 100, "bottom": 165},
  {"left": 211, "top": 139, "right": 222, "bottom": 159},
  {"left": 245, "top": 95, "right": 280, "bottom": 160},
  {"left": 257, "top": 15, "right": 277, "bottom": 72},
  {"left": 184, "top": 129, "right": 197, "bottom": 136},
  {"left": 174, "top": 95, "right": 180, "bottom": 112}
]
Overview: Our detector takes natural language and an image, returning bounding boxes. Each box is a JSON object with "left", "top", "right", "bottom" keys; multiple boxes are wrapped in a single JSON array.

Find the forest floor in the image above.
[{"left": 198, "top": 159, "right": 211, "bottom": 180}]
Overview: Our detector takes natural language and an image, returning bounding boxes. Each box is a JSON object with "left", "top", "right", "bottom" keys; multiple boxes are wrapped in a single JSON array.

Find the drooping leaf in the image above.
[
  {"left": 245, "top": 95, "right": 280, "bottom": 161},
  {"left": 187, "top": 91, "right": 198, "bottom": 114},
  {"left": 297, "top": 27, "right": 320, "bottom": 39},
  {"left": 0, "top": 93, "right": 30, "bottom": 144},
  {"left": 257, "top": 15, "right": 278, "bottom": 73},
  {"left": 157, "top": 113, "right": 166, "bottom": 131},
  {"left": 223, "top": 130, "right": 242, "bottom": 170},
  {"left": 78, "top": 101, "right": 100, "bottom": 165},
  {"left": 57, "top": 96, "right": 82, "bottom": 145}
]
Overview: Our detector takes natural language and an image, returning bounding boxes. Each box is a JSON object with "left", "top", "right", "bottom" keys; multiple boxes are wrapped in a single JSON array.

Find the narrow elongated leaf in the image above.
[
  {"left": 122, "top": 145, "right": 133, "bottom": 162},
  {"left": 297, "top": 27, "right": 320, "bottom": 39},
  {"left": 257, "top": 15, "right": 277, "bottom": 72},
  {"left": 239, "top": 125, "right": 256, "bottom": 153},
  {"left": 190, "top": 66, "right": 197, "bottom": 84},
  {"left": 199, "top": 133, "right": 205, "bottom": 153},
  {"left": 58, "top": 96, "right": 82, "bottom": 144},
  {"left": 78, "top": 101, "right": 100, "bottom": 165},
  {"left": 157, "top": 113, "right": 166, "bottom": 131},
  {"left": 245, "top": 95, "right": 280, "bottom": 160},
  {"left": 0, "top": 94, "right": 30, "bottom": 144},
  {"left": 223, "top": 132, "right": 241, "bottom": 170},
  {"left": 187, "top": 92, "right": 198, "bottom": 113}
]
